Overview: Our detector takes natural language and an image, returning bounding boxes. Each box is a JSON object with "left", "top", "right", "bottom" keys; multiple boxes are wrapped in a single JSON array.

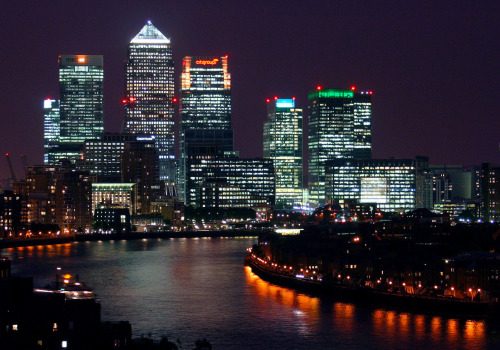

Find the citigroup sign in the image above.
[{"left": 195, "top": 58, "right": 220, "bottom": 65}]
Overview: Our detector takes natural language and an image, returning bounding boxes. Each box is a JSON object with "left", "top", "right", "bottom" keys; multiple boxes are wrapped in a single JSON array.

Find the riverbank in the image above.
[
  {"left": 0, "top": 229, "right": 264, "bottom": 249},
  {"left": 245, "top": 253, "right": 498, "bottom": 318}
]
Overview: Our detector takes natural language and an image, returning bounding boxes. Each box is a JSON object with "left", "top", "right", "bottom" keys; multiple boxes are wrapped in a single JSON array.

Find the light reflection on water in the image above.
[{"left": 2, "top": 239, "right": 497, "bottom": 349}]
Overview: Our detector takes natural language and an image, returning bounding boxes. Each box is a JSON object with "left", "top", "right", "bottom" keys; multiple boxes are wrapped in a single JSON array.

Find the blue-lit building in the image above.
[{"left": 263, "top": 98, "right": 303, "bottom": 209}]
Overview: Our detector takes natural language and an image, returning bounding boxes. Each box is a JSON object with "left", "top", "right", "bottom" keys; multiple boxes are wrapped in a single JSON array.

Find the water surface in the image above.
[{"left": 2, "top": 238, "right": 498, "bottom": 349}]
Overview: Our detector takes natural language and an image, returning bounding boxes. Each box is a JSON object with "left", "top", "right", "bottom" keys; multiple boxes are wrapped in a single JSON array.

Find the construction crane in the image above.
[
  {"left": 20, "top": 154, "right": 28, "bottom": 177},
  {"left": 5, "top": 153, "right": 17, "bottom": 184}
]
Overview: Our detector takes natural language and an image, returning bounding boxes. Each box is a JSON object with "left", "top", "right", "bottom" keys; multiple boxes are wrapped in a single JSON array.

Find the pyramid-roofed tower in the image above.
[
  {"left": 124, "top": 21, "right": 175, "bottom": 186},
  {"left": 131, "top": 20, "right": 170, "bottom": 44}
]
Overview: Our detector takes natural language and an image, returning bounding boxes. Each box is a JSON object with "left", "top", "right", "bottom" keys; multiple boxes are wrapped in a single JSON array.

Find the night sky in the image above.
[{"left": 1, "top": 1, "right": 499, "bottom": 181}]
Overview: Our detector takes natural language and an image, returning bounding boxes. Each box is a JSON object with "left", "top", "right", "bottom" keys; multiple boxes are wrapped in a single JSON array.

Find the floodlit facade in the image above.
[
  {"left": 123, "top": 21, "right": 175, "bottom": 185},
  {"left": 263, "top": 98, "right": 303, "bottom": 209},
  {"left": 308, "top": 88, "right": 372, "bottom": 206},
  {"left": 325, "top": 158, "right": 416, "bottom": 213},
  {"left": 56, "top": 55, "right": 104, "bottom": 163},
  {"left": 43, "top": 99, "right": 60, "bottom": 165},
  {"left": 91, "top": 183, "right": 136, "bottom": 215}
]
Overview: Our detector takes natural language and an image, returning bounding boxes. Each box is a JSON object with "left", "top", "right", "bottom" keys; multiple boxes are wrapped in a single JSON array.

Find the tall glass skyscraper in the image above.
[
  {"left": 180, "top": 56, "right": 231, "bottom": 130},
  {"left": 263, "top": 98, "right": 303, "bottom": 209},
  {"left": 124, "top": 21, "right": 175, "bottom": 185},
  {"left": 49, "top": 55, "right": 104, "bottom": 164},
  {"left": 178, "top": 56, "right": 232, "bottom": 201},
  {"left": 43, "top": 99, "right": 60, "bottom": 164},
  {"left": 308, "top": 88, "right": 372, "bottom": 206},
  {"left": 353, "top": 92, "right": 373, "bottom": 159}
]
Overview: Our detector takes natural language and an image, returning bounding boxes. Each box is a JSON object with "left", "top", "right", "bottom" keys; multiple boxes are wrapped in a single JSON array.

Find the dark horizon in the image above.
[{"left": 1, "top": 1, "right": 499, "bottom": 180}]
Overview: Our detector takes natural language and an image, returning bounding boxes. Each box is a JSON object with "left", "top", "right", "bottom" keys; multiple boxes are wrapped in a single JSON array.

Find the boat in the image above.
[{"left": 34, "top": 272, "right": 96, "bottom": 300}]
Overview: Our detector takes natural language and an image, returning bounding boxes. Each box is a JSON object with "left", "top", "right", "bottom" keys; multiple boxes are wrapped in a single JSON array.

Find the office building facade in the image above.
[
  {"left": 325, "top": 158, "right": 416, "bottom": 213},
  {"left": 353, "top": 92, "right": 373, "bottom": 159},
  {"left": 187, "top": 157, "right": 275, "bottom": 211},
  {"left": 43, "top": 99, "right": 60, "bottom": 165},
  {"left": 91, "top": 183, "right": 137, "bottom": 215},
  {"left": 263, "top": 98, "right": 303, "bottom": 209},
  {"left": 55, "top": 55, "right": 104, "bottom": 164},
  {"left": 121, "top": 139, "right": 162, "bottom": 215},
  {"left": 180, "top": 56, "right": 231, "bottom": 130},
  {"left": 179, "top": 56, "right": 232, "bottom": 201},
  {"left": 308, "top": 88, "right": 372, "bottom": 206},
  {"left": 479, "top": 163, "right": 500, "bottom": 222},
  {"left": 78, "top": 133, "right": 153, "bottom": 183},
  {"left": 124, "top": 21, "right": 175, "bottom": 185}
]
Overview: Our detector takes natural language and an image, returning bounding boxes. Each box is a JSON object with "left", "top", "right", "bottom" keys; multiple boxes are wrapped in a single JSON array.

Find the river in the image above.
[{"left": 1, "top": 237, "right": 499, "bottom": 349}]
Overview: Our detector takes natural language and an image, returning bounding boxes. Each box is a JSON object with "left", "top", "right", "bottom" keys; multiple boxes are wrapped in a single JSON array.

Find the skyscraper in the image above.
[
  {"left": 308, "top": 87, "right": 372, "bottom": 206},
  {"left": 263, "top": 98, "right": 303, "bottom": 209},
  {"left": 180, "top": 56, "right": 231, "bottom": 130},
  {"left": 124, "top": 21, "right": 175, "bottom": 185},
  {"left": 53, "top": 55, "right": 104, "bottom": 164},
  {"left": 353, "top": 92, "right": 373, "bottom": 159},
  {"left": 43, "top": 99, "right": 60, "bottom": 165},
  {"left": 179, "top": 56, "right": 232, "bottom": 201}
]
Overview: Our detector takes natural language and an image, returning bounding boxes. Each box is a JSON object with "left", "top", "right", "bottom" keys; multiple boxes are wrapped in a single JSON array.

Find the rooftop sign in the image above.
[
  {"left": 276, "top": 99, "right": 295, "bottom": 108},
  {"left": 308, "top": 89, "right": 354, "bottom": 100},
  {"left": 195, "top": 58, "right": 220, "bottom": 65}
]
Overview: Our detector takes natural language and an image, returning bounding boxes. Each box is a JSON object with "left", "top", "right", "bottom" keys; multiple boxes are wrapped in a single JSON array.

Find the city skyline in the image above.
[{"left": 1, "top": 1, "right": 500, "bottom": 180}]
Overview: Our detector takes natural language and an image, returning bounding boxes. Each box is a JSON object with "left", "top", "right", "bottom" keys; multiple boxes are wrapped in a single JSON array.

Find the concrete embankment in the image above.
[{"left": 246, "top": 256, "right": 496, "bottom": 318}]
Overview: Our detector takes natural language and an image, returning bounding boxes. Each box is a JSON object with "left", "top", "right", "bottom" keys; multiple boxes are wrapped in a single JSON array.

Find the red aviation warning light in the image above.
[
  {"left": 369, "top": 91, "right": 373, "bottom": 95},
  {"left": 316, "top": 85, "right": 322, "bottom": 91},
  {"left": 266, "top": 98, "right": 270, "bottom": 103},
  {"left": 292, "top": 97, "right": 296, "bottom": 100},
  {"left": 351, "top": 86, "right": 356, "bottom": 91},
  {"left": 274, "top": 96, "right": 278, "bottom": 100},
  {"left": 122, "top": 99, "right": 128, "bottom": 104},
  {"left": 172, "top": 97, "right": 178, "bottom": 103},
  {"left": 129, "top": 97, "right": 135, "bottom": 102}
]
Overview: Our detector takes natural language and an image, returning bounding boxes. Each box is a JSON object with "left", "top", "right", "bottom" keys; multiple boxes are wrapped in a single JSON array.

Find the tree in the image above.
[{"left": 193, "top": 338, "right": 211, "bottom": 350}]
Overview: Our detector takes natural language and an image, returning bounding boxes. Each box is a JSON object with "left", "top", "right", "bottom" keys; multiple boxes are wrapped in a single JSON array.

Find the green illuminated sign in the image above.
[{"left": 308, "top": 89, "right": 354, "bottom": 100}]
